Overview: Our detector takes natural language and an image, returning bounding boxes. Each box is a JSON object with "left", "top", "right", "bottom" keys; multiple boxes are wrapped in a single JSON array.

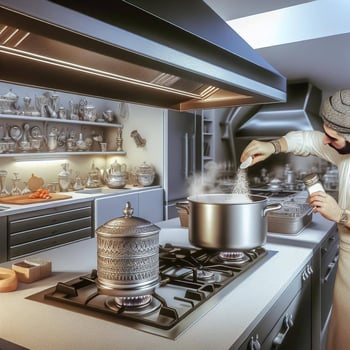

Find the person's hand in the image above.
[
  {"left": 308, "top": 191, "right": 342, "bottom": 222},
  {"left": 240, "top": 140, "right": 275, "bottom": 166}
]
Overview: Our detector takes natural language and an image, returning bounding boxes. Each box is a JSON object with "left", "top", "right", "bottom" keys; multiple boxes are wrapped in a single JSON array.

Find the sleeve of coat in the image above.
[{"left": 284, "top": 130, "right": 341, "bottom": 165}]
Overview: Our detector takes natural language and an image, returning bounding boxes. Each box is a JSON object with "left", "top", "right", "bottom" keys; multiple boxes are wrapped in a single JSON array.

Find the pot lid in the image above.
[
  {"left": 136, "top": 162, "right": 155, "bottom": 175},
  {"left": 96, "top": 201, "right": 160, "bottom": 237},
  {"left": 2, "top": 89, "right": 18, "bottom": 101}
]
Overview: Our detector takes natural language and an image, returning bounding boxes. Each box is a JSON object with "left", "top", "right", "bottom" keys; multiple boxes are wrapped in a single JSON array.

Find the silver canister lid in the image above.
[
  {"left": 96, "top": 201, "right": 160, "bottom": 237},
  {"left": 303, "top": 173, "right": 320, "bottom": 186}
]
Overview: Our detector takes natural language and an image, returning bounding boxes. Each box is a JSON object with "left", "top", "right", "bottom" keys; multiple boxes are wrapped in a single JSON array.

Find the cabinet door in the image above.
[
  {"left": 237, "top": 263, "right": 312, "bottom": 350},
  {"left": 95, "top": 193, "right": 139, "bottom": 228},
  {"left": 263, "top": 278, "right": 311, "bottom": 350},
  {"left": 139, "top": 188, "right": 164, "bottom": 223}
]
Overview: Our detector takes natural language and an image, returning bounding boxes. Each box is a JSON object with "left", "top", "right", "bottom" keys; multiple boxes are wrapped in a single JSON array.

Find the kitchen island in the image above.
[{"left": 0, "top": 214, "right": 334, "bottom": 350}]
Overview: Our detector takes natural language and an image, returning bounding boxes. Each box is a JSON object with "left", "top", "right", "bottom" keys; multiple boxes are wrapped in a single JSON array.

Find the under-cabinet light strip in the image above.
[
  {"left": 14, "top": 32, "right": 30, "bottom": 47},
  {"left": 0, "top": 25, "right": 8, "bottom": 36},
  {"left": 0, "top": 46, "right": 203, "bottom": 99},
  {"left": 15, "top": 158, "right": 67, "bottom": 164},
  {"left": 1, "top": 28, "right": 19, "bottom": 45}
]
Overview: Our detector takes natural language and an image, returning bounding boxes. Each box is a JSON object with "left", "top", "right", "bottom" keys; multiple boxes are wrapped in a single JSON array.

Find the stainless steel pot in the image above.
[
  {"left": 188, "top": 194, "right": 281, "bottom": 250},
  {"left": 96, "top": 202, "right": 160, "bottom": 297}
]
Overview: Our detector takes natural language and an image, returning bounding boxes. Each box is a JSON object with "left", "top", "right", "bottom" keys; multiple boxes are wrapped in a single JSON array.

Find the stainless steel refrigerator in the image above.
[{"left": 163, "top": 109, "right": 202, "bottom": 219}]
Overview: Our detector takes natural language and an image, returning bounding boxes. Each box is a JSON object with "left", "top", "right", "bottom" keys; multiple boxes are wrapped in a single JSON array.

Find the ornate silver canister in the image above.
[{"left": 96, "top": 202, "right": 160, "bottom": 297}]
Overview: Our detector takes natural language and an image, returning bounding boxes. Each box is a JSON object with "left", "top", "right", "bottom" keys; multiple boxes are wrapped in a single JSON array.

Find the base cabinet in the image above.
[
  {"left": 95, "top": 188, "right": 164, "bottom": 228},
  {"left": 236, "top": 260, "right": 313, "bottom": 350},
  {"left": 139, "top": 188, "right": 164, "bottom": 223},
  {"left": 0, "top": 216, "right": 7, "bottom": 263},
  {"left": 7, "top": 201, "right": 93, "bottom": 261},
  {"left": 0, "top": 189, "right": 164, "bottom": 262},
  {"left": 95, "top": 192, "right": 139, "bottom": 228}
]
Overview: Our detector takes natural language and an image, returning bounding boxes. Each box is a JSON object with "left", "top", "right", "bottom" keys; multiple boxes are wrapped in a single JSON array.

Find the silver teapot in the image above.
[
  {"left": 79, "top": 98, "right": 97, "bottom": 122},
  {"left": 102, "top": 109, "right": 114, "bottom": 123},
  {"left": 0, "top": 89, "right": 19, "bottom": 114},
  {"left": 83, "top": 105, "right": 97, "bottom": 122},
  {"left": 104, "top": 161, "right": 127, "bottom": 189}
]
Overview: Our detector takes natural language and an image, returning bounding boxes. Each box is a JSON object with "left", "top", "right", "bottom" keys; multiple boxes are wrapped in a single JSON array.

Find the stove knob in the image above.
[
  {"left": 248, "top": 334, "right": 261, "bottom": 350},
  {"left": 302, "top": 270, "right": 308, "bottom": 281},
  {"left": 306, "top": 265, "right": 314, "bottom": 275}
]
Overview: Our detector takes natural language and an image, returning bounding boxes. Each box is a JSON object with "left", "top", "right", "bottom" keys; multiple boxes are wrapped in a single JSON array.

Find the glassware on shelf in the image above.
[
  {"left": 73, "top": 172, "right": 84, "bottom": 191},
  {"left": 35, "top": 94, "right": 50, "bottom": 117},
  {"left": 57, "top": 106, "right": 67, "bottom": 119},
  {"left": 68, "top": 100, "right": 79, "bottom": 120},
  {"left": 76, "top": 133, "right": 88, "bottom": 151},
  {"left": 66, "top": 138, "right": 76, "bottom": 151},
  {"left": 0, "top": 170, "right": 9, "bottom": 197},
  {"left": 18, "top": 123, "right": 32, "bottom": 152},
  {"left": 50, "top": 93, "right": 59, "bottom": 113},
  {"left": 11, "top": 172, "right": 22, "bottom": 196},
  {"left": 30, "top": 136, "right": 43, "bottom": 152},
  {"left": 22, "top": 96, "right": 40, "bottom": 116},
  {"left": 21, "top": 181, "right": 31, "bottom": 195},
  {"left": 58, "top": 163, "right": 71, "bottom": 192},
  {"left": 0, "top": 124, "right": 15, "bottom": 153},
  {"left": 47, "top": 129, "right": 58, "bottom": 152}
]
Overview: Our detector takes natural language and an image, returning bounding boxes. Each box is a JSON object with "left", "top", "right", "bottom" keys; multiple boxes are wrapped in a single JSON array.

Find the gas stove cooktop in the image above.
[{"left": 28, "top": 244, "right": 276, "bottom": 339}]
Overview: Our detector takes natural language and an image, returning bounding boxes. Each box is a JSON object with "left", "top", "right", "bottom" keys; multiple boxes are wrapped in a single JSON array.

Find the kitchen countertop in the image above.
[
  {"left": 267, "top": 212, "right": 336, "bottom": 251},
  {"left": 0, "top": 185, "right": 161, "bottom": 217},
  {"left": 0, "top": 214, "right": 334, "bottom": 350}
]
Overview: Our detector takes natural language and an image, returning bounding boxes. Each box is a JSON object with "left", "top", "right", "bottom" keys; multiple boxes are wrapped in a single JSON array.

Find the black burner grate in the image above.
[{"left": 27, "top": 244, "right": 275, "bottom": 339}]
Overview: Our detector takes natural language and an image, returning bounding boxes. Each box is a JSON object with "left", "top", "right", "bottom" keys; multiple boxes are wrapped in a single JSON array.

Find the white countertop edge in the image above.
[{"left": 0, "top": 185, "right": 161, "bottom": 217}]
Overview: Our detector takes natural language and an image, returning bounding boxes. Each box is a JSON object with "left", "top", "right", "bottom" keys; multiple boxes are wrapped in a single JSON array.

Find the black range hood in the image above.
[
  {"left": 236, "top": 82, "right": 323, "bottom": 138},
  {"left": 0, "top": 0, "right": 286, "bottom": 110}
]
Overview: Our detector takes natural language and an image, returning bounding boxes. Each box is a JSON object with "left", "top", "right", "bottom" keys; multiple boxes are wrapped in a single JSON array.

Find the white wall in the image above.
[{"left": 105, "top": 103, "right": 165, "bottom": 186}]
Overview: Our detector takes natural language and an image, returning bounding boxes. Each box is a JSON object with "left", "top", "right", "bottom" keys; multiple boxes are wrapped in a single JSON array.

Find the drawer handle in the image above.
[
  {"left": 272, "top": 314, "right": 294, "bottom": 349},
  {"left": 248, "top": 334, "right": 261, "bottom": 350},
  {"left": 323, "top": 254, "right": 339, "bottom": 283}
]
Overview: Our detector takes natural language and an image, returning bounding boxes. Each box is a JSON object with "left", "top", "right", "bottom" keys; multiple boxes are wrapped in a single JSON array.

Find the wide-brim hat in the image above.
[{"left": 320, "top": 89, "right": 350, "bottom": 139}]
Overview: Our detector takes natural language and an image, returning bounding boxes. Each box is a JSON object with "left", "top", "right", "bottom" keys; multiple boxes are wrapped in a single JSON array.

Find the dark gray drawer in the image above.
[
  {"left": 0, "top": 216, "right": 7, "bottom": 263},
  {"left": 8, "top": 204, "right": 92, "bottom": 233},
  {"left": 9, "top": 227, "right": 91, "bottom": 259},
  {"left": 9, "top": 217, "right": 91, "bottom": 245},
  {"left": 6, "top": 201, "right": 94, "bottom": 260}
]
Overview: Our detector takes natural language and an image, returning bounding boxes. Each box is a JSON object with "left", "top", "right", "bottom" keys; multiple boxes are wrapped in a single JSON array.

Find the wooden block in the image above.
[
  {"left": 12, "top": 258, "right": 52, "bottom": 283},
  {"left": 24, "top": 258, "right": 52, "bottom": 279},
  {"left": 12, "top": 262, "right": 41, "bottom": 283}
]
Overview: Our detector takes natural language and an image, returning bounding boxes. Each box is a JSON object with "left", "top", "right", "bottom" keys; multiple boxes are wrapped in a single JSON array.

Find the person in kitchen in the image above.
[{"left": 240, "top": 89, "right": 350, "bottom": 350}]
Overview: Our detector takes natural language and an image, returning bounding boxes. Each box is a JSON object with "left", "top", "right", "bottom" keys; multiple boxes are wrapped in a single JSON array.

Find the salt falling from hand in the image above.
[
  {"left": 240, "top": 156, "right": 253, "bottom": 169},
  {"left": 232, "top": 168, "right": 252, "bottom": 203}
]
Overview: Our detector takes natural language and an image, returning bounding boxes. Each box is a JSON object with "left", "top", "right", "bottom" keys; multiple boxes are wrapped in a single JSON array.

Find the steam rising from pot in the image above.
[{"left": 187, "top": 161, "right": 252, "bottom": 203}]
